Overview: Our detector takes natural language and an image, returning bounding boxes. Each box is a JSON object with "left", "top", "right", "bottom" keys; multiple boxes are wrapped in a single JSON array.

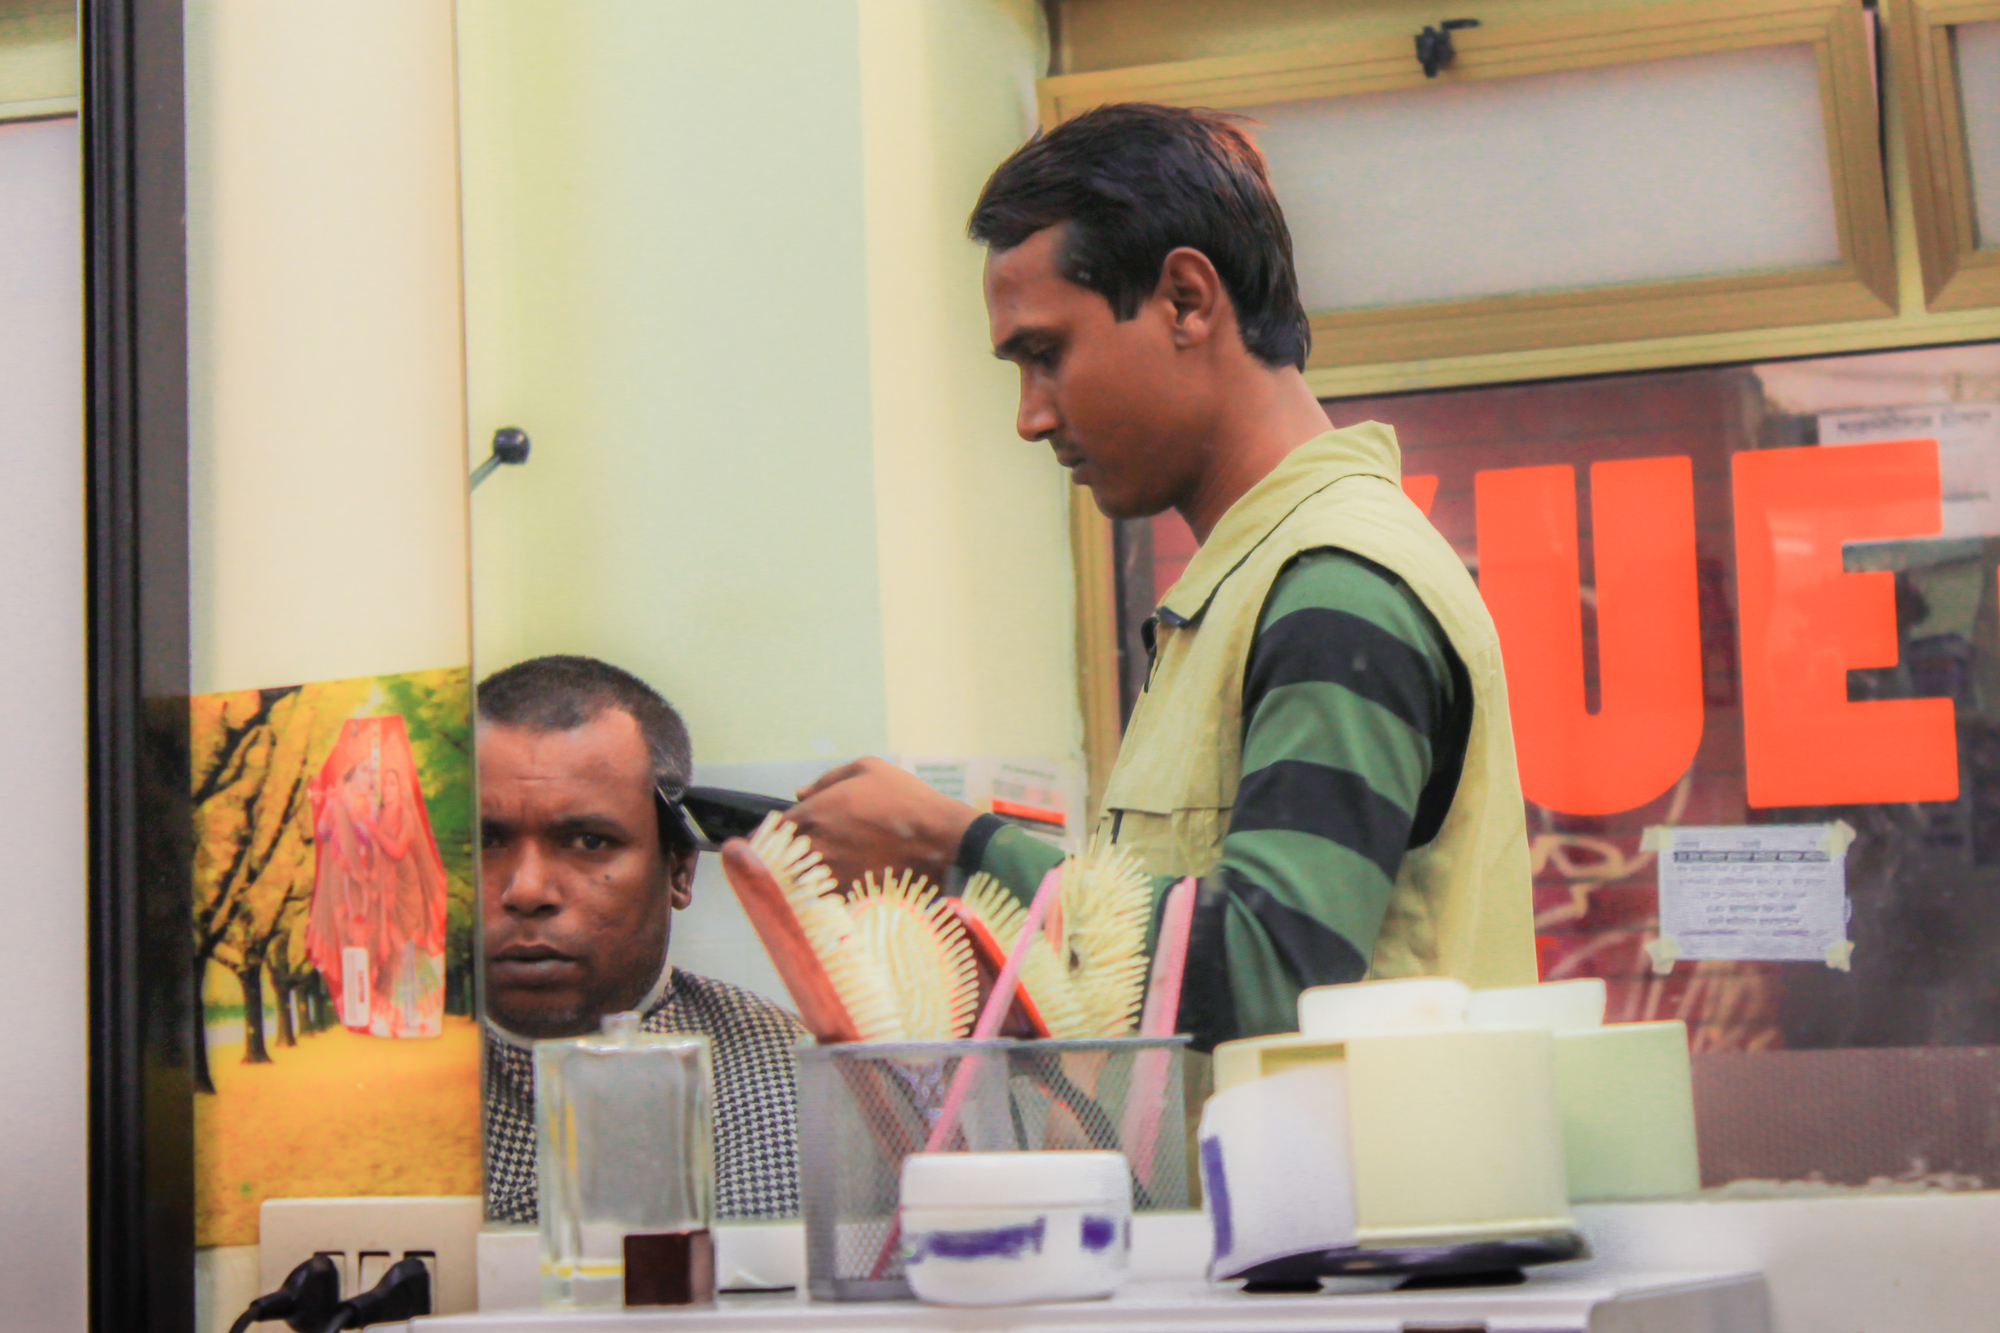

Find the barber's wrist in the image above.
[
  {"left": 954, "top": 813, "right": 1008, "bottom": 877},
  {"left": 913, "top": 802, "right": 979, "bottom": 883}
]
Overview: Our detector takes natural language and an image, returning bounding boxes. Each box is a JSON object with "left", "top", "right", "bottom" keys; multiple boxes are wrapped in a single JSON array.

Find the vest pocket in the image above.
[
  {"left": 1102, "top": 806, "right": 1229, "bottom": 880},
  {"left": 1101, "top": 735, "right": 1235, "bottom": 814}
]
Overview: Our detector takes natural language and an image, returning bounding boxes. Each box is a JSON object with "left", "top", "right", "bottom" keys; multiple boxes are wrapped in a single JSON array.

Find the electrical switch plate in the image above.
[{"left": 259, "top": 1196, "right": 480, "bottom": 1315}]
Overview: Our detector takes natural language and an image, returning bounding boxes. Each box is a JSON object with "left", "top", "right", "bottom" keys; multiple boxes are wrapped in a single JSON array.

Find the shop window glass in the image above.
[{"left": 1113, "top": 342, "right": 2000, "bottom": 1190}]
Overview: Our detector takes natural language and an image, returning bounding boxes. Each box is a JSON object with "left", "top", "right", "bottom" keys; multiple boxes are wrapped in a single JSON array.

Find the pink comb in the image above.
[
  {"left": 943, "top": 897, "right": 1051, "bottom": 1037},
  {"left": 869, "top": 866, "right": 1065, "bottom": 1278},
  {"left": 1119, "top": 876, "right": 1197, "bottom": 1188}
]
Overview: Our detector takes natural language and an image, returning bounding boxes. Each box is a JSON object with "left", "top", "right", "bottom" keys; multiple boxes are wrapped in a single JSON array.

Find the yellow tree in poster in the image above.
[
  {"left": 192, "top": 668, "right": 479, "bottom": 1245},
  {"left": 190, "top": 678, "right": 369, "bottom": 1090}
]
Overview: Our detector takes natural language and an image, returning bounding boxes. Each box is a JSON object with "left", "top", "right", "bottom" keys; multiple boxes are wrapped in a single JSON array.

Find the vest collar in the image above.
[{"left": 1157, "top": 422, "right": 1403, "bottom": 627}]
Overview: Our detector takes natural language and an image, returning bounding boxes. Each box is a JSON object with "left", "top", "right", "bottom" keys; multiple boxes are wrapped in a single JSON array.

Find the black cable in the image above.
[
  {"left": 226, "top": 1254, "right": 342, "bottom": 1333},
  {"left": 319, "top": 1256, "right": 432, "bottom": 1332}
]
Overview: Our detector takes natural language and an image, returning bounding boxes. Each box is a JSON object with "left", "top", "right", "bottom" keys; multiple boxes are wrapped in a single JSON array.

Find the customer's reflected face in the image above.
[{"left": 479, "top": 710, "right": 692, "bottom": 1038}]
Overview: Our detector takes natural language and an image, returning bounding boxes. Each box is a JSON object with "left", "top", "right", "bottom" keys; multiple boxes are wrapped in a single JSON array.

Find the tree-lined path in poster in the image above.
[{"left": 190, "top": 665, "right": 478, "bottom": 1246}]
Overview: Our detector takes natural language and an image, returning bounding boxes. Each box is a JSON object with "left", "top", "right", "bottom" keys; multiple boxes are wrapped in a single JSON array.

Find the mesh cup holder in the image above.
[{"left": 795, "top": 1036, "right": 1190, "bottom": 1301}]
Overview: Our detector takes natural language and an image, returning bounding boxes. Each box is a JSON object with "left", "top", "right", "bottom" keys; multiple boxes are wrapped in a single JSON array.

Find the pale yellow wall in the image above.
[
  {"left": 0, "top": 3, "right": 76, "bottom": 114},
  {"left": 459, "top": 0, "right": 889, "bottom": 765},
  {"left": 460, "top": 0, "right": 1082, "bottom": 770},
  {"left": 186, "top": 0, "right": 470, "bottom": 695},
  {"left": 858, "top": 0, "right": 1080, "bottom": 760}
]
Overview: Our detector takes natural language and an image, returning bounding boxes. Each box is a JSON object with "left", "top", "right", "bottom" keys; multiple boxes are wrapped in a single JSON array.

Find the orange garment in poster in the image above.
[{"left": 305, "top": 716, "right": 449, "bottom": 1038}]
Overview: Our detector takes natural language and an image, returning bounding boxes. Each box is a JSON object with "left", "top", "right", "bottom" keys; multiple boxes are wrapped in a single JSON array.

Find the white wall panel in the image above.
[
  {"left": 0, "top": 113, "right": 86, "bottom": 1333},
  {"left": 1247, "top": 45, "right": 1843, "bottom": 311}
]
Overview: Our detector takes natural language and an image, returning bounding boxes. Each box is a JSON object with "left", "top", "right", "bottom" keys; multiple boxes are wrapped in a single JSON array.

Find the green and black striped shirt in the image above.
[{"left": 959, "top": 548, "right": 1469, "bottom": 1051}]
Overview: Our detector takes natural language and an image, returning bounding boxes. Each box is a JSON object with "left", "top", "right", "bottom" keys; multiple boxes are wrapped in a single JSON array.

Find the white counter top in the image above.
[
  {"left": 457, "top": 1190, "right": 2000, "bottom": 1332},
  {"left": 407, "top": 1267, "right": 1764, "bottom": 1332}
]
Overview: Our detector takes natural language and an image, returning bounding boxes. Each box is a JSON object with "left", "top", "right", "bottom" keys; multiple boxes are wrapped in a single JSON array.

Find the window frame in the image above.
[
  {"left": 1039, "top": 0, "right": 1899, "bottom": 370},
  {"left": 1888, "top": 0, "right": 2000, "bottom": 311}
]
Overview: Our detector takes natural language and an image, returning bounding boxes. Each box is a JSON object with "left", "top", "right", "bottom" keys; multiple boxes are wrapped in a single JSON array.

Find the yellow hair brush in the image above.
[
  {"left": 722, "top": 817, "right": 905, "bottom": 1043},
  {"left": 1056, "top": 844, "right": 1154, "bottom": 1037},
  {"left": 726, "top": 816, "right": 987, "bottom": 1044},
  {"left": 848, "top": 869, "right": 980, "bottom": 1040}
]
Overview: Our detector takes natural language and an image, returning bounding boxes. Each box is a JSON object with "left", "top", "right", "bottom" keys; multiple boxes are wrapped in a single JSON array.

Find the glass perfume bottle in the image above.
[{"left": 535, "top": 1013, "right": 715, "bottom": 1307}]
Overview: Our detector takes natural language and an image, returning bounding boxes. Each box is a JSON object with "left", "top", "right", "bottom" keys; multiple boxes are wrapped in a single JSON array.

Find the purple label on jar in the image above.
[
  {"left": 1199, "top": 1135, "right": 1233, "bottom": 1258},
  {"left": 1080, "top": 1214, "right": 1120, "bottom": 1253},
  {"left": 913, "top": 1215, "right": 1047, "bottom": 1262}
]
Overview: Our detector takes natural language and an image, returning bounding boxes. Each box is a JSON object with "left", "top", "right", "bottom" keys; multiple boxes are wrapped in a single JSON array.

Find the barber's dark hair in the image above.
[
  {"left": 477, "top": 655, "right": 693, "bottom": 797},
  {"left": 968, "top": 102, "right": 1310, "bottom": 371}
]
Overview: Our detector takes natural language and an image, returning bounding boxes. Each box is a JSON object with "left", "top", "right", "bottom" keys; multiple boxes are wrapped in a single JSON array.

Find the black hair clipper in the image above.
[{"left": 656, "top": 785, "right": 793, "bottom": 853}]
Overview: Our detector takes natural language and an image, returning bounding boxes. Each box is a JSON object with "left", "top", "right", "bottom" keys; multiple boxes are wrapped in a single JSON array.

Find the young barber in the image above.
[{"left": 790, "top": 104, "right": 1534, "bottom": 1051}]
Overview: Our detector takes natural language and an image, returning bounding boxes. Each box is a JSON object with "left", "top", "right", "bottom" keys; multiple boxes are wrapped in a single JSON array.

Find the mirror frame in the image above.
[{"left": 83, "top": 0, "right": 194, "bottom": 1329}]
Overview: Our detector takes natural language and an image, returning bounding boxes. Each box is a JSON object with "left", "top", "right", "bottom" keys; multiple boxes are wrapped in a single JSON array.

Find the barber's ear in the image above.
[
  {"left": 1157, "top": 246, "right": 1225, "bottom": 349},
  {"left": 666, "top": 846, "right": 698, "bottom": 911}
]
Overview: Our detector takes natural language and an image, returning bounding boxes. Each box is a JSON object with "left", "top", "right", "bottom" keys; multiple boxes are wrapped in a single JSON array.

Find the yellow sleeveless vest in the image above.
[{"left": 1098, "top": 424, "right": 1535, "bottom": 990}]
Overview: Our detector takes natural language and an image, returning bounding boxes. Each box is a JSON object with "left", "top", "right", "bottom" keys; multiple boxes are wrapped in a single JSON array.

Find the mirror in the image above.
[{"left": 453, "top": 0, "right": 1057, "bottom": 1228}]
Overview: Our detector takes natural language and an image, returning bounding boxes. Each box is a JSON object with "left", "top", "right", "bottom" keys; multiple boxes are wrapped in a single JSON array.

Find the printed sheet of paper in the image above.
[
  {"left": 1819, "top": 402, "right": 2000, "bottom": 538},
  {"left": 1654, "top": 823, "right": 1852, "bottom": 968},
  {"left": 897, "top": 755, "right": 1083, "bottom": 853}
]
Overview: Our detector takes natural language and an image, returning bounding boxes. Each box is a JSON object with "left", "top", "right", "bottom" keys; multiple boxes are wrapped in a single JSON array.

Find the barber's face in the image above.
[
  {"left": 479, "top": 710, "right": 695, "bottom": 1039},
  {"left": 985, "top": 224, "right": 1207, "bottom": 520}
]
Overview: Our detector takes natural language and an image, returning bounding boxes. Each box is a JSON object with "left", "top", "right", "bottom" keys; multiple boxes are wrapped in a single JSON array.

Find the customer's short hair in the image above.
[
  {"left": 477, "top": 655, "right": 693, "bottom": 796},
  {"left": 967, "top": 102, "right": 1310, "bottom": 371}
]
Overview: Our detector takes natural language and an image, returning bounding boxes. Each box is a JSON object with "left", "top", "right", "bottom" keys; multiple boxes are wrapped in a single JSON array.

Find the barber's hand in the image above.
[{"left": 789, "top": 757, "right": 978, "bottom": 893}]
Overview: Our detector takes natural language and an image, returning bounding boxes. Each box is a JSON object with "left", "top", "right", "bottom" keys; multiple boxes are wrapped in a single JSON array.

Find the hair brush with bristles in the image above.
[
  {"left": 957, "top": 843, "right": 1155, "bottom": 1040},
  {"left": 720, "top": 816, "right": 906, "bottom": 1043},
  {"left": 959, "top": 872, "right": 1092, "bottom": 1038},
  {"left": 848, "top": 869, "right": 980, "bottom": 1040},
  {"left": 1056, "top": 843, "right": 1154, "bottom": 1037}
]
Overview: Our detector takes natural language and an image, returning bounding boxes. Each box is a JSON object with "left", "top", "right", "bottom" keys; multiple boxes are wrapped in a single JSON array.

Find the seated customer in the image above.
[{"left": 478, "top": 654, "right": 804, "bottom": 1223}]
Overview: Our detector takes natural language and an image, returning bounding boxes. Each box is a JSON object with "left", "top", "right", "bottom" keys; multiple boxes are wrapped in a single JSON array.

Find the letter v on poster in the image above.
[{"left": 1476, "top": 456, "right": 1704, "bottom": 815}]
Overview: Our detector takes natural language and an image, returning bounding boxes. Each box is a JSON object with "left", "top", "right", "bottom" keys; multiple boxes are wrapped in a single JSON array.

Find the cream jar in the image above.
[{"left": 898, "top": 1151, "right": 1132, "bottom": 1306}]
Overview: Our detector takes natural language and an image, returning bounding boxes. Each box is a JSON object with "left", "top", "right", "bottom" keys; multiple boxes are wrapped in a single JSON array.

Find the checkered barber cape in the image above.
[{"left": 483, "top": 968, "right": 807, "bottom": 1224}]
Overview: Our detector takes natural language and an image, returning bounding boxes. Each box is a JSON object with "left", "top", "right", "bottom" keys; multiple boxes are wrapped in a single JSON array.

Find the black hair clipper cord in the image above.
[{"left": 657, "top": 786, "right": 793, "bottom": 852}]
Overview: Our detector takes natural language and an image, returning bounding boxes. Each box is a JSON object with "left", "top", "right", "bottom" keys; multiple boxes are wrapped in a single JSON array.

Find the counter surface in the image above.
[{"left": 403, "top": 1267, "right": 1764, "bottom": 1331}]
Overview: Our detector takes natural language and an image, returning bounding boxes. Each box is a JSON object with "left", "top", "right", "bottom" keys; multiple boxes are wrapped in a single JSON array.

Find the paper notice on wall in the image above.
[
  {"left": 1819, "top": 402, "right": 2000, "bottom": 537},
  {"left": 1651, "top": 823, "right": 1853, "bottom": 971},
  {"left": 903, "top": 758, "right": 972, "bottom": 803},
  {"left": 896, "top": 755, "right": 1082, "bottom": 854}
]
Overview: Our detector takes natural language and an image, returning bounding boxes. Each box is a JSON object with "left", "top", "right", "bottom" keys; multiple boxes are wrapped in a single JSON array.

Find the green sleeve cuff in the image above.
[{"left": 963, "top": 821, "right": 1066, "bottom": 905}]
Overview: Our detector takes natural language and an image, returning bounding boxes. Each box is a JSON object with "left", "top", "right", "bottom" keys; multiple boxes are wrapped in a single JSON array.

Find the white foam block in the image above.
[
  {"left": 1468, "top": 978, "right": 1608, "bottom": 1034},
  {"left": 1195, "top": 1063, "right": 1356, "bottom": 1279},
  {"left": 1297, "top": 976, "right": 1470, "bottom": 1040}
]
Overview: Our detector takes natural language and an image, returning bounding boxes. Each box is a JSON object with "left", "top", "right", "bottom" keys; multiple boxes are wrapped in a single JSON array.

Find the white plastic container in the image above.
[
  {"left": 1297, "top": 976, "right": 1470, "bottom": 1039},
  {"left": 1467, "top": 977, "right": 1608, "bottom": 1033},
  {"left": 898, "top": 1151, "right": 1132, "bottom": 1306}
]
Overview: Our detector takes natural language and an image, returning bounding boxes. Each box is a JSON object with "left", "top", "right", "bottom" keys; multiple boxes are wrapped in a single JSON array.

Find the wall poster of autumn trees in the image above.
[{"left": 192, "top": 665, "right": 480, "bottom": 1246}]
